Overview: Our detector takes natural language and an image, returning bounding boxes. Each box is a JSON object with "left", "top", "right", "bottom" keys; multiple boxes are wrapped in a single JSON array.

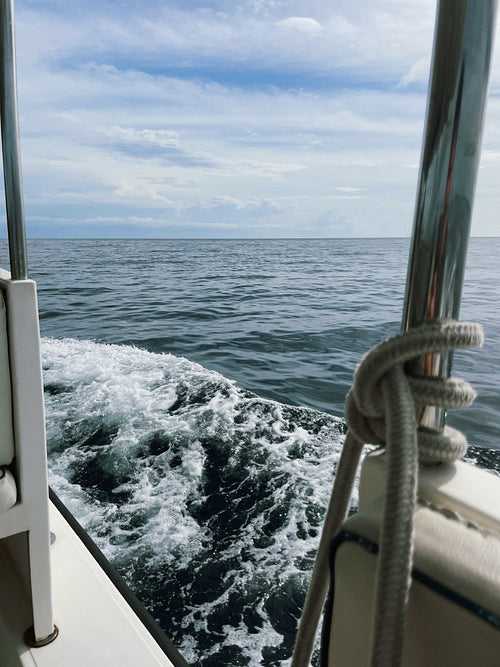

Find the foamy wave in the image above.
[{"left": 41, "top": 337, "right": 347, "bottom": 665}]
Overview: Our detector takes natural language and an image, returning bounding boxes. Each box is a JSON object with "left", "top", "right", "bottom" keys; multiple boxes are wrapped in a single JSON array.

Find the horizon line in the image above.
[{"left": 0, "top": 235, "right": 498, "bottom": 241}]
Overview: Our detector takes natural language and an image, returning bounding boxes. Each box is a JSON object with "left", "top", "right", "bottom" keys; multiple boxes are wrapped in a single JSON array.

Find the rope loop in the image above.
[
  {"left": 345, "top": 319, "right": 483, "bottom": 465},
  {"left": 291, "top": 319, "right": 483, "bottom": 667}
]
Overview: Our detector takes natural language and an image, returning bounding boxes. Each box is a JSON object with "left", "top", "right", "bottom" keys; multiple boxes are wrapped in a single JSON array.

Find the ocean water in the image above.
[{"left": 4, "top": 237, "right": 500, "bottom": 665}]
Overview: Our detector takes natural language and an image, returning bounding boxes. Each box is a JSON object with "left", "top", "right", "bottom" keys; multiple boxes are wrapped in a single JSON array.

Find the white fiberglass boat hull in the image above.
[{"left": 0, "top": 499, "right": 179, "bottom": 667}]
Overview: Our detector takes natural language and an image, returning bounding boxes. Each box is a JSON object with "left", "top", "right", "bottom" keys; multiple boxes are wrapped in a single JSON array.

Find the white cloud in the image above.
[
  {"left": 327, "top": 195, "right": 363, "bottom": 200},
  {"left": 277, "top": 17, "right": 324, "bottom": 34},
  {"left": 105, "top": 127, "right": 180, "bottom": 148},
  {"left": 7, "top": 1, "right": 500, "bottom": 237},
  {"left": 16, "top": 2, "right": 437, "bottom": 81},
  {"left": 398, "top": 58, "right": 431, "bottom": 88},
  {"left": 199, "top": 196, "right": 282, "bottom": 212}
]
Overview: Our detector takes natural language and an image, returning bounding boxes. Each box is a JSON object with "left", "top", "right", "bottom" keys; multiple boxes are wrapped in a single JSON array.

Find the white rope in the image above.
[{"left": 291, "top": 319, "right": 483, "bottom": 667}]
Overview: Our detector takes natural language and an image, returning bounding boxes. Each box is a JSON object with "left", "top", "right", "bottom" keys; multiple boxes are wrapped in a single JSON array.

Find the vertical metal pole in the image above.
[
  {"left": 0, "top": 0, "right": 27, "bottom": 280},
  {"left": 402, "top": 0, "right": 497, "bottom": 430}
]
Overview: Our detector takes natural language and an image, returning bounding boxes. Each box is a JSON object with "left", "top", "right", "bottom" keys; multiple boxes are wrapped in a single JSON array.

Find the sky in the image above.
[{"left": 3, "top": 0, "right": 500, "bottom": 238}]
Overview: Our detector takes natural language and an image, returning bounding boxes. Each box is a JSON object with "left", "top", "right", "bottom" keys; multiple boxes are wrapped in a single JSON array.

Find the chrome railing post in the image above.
[
  {"left": 402, "top": 0, "right": 497, "bottom": 430},
  {"left": 0, "top": 0, "right": 27, "bottom": 280}
]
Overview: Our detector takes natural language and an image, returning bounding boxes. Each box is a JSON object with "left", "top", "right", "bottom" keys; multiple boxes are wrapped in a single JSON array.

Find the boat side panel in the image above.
[
  {"left": 0, "top": 290, "right": 14, "bottom": 466},
  {"left": 326, "top": 537, "right": 500, "bottom": 667},
  {"left": 0, "top": 278, "right": 54, "bottom": 641}
]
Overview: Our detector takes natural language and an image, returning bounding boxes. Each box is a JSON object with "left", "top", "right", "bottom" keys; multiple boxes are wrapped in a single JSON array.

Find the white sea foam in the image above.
[{"left": 41, "top": 336, "right": 349, "bottom": 665}]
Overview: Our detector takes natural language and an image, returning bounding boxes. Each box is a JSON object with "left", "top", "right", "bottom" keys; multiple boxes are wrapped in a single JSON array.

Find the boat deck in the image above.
[{"left": 0, "top": 500, "right": 179, "bottom": 667}]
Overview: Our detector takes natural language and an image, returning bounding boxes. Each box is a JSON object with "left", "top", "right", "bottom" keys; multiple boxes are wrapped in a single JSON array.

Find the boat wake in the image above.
[
  {"left": 41, "top": 337, "right": 499, "bottom": 665},
  {"left": 42, "top": 337, "right": 347, "bottom": 666}
]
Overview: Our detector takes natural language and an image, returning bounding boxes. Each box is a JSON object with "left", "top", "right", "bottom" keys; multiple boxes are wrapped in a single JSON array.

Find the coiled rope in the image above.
[{"left": 291, "top": 319, "right": 483, "bottom": 666}]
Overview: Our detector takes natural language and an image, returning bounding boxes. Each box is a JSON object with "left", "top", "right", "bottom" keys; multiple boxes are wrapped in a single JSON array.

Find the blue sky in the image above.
[{"left": 4, "top": 0, "right": 500, "bottom": 237}]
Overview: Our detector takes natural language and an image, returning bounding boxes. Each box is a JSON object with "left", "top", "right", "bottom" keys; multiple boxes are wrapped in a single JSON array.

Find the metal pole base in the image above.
[{"left": 23, "top": 624, "right": 59, "bottom": 648}]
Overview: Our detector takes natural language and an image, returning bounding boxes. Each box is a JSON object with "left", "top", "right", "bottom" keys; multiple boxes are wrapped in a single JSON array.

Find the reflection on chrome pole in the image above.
[{"left": 402, "top": 0, "right": 497, "bottom": 430}]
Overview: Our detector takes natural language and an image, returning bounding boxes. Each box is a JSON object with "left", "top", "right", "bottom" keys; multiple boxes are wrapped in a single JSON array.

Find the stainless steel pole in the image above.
[
  {"left": 402, "top": 0, "right": 497, "bottom": 430},
  {"left": 0, "top": 0, "right": 27, "bottom": 280}
]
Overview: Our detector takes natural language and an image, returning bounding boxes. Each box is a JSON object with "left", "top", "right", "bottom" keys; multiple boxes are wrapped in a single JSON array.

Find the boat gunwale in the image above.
[{"left": 48, "top": 487, "right": 189, "bottom": 667}]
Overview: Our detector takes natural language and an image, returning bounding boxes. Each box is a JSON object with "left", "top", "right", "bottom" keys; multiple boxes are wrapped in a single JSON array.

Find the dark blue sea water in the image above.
[{"left": 3, "top": 237, "right": 499, "bottom": 665}]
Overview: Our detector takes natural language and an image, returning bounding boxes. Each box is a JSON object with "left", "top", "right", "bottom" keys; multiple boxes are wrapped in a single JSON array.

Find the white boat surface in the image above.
[{"left": 1, "top": 499, "right": 180, "bottom": 666}]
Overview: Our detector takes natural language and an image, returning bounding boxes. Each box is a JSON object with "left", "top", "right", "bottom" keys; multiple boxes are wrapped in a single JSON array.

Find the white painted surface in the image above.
[
  {"left": 0, "top": 501, "right": 176, "bottom": 666},
  {"left": 327, "top": 450, "right": 500, "bottom": 666},
  {"left": 0, "top": 290, "right": 14, "bottom": 466},
  {"left": 359, "top": 449, "right": 500, "bottom": 533},
  {"left": 0, "top": 467, "right": 17, "bottom": 511},
  {"left": 0, "top": 278, "right": 54, "bottom": 641}
]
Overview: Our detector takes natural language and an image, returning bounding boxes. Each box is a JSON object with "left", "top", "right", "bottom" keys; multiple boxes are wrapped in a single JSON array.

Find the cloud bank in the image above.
[{"left": 4, "top": 0, "right": 500, "bottom": 237}]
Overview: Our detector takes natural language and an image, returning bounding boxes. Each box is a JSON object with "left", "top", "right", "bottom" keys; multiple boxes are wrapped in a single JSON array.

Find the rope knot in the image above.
[
  {"left": 292, "top": 319, "right": 484, "bottom": 667},
  {"left": 345, "top": 320, "right": 483, "bottom": 464}
]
